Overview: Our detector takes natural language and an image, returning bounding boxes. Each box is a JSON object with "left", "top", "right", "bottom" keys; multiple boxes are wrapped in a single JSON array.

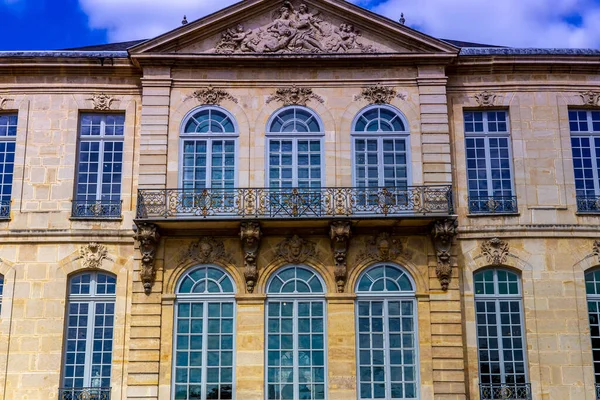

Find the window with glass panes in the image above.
[
  {"left": 569, "top": 110, "right": 600, "bottom": 210},
  {"left": 181, "top": 107, "right": 237, "bottom": 190},
  {"left": 62, "top": 272, "right": 116, "bottom": 390},
  {"left": 474, "top": 269, "right": 527, "bottom": 389},
  {"left": 0, "top": 273, "right": 4, "bottom": 315},
  {"left": 267, "top": 107, "right": 324, "bottom": 188},
  {"left": 464, "top": 111, "right": 515, "bottom": 213},
  {"left": 0, "top": 114, "right": 17, "bottom": 218},
  {"left": 173, "top": 266, "right": 235, "bottom": 400},
  {"left": 585, "top": 269, "right": 600, "bottom": 386},
  {"left": 356, "top": 264, "right": 418, "bottom": 400},
  {"left": 266, "top": 266, "right": 326, "bottom": 400},
  {"left": 352, "top": 106, "right": 409, "bottom": 188}
]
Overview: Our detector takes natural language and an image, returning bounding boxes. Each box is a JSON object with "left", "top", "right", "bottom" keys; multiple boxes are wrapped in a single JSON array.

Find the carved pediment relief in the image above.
[
  {"left": 277, "top": 235, "right": 317, "bottom": 263},
  {"left": 79, "top": 242, "right": 111, "bottom": 269},
  {"left": 177, "top": 237, "right": 233, "bottom": 266},
  {"left": 356, "top": 232, "right": 406, "bottom": 264}
]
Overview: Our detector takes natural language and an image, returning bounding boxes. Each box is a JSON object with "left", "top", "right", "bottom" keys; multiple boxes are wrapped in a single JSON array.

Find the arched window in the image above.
[
  {"left": 352, "top": 105, "right": 410, "bottom": 188},
  {"left": 356, "top": 264, "right": 418, "bottom": 399},
  {"left": 0, "top": 273, "right": 4, "bottom": 315},
  {"left": 180, "top": 107, "right": 238, "bottom": 190},
  {"left": 585, "top": 269, "right": 600, "bottom": 386},
  {"left": 266, "top": 265, "right": 326, "bottom": 400},
  {"left": 474, "top": 269, "right": 529, "bottom": 398},
  {"left": 61, "top": 272, "right": 116, "bottom": 398},
  {"left": 266, "top": 107, "right": 324, "bottom": 188},
  {"left": 173, "top": 266, "right": 236, "bottom": 400}
]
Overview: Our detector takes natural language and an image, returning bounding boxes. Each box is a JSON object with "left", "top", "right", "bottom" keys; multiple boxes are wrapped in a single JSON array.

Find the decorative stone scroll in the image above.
[
  {"left": 356, "top": 232, "right": 404, "bottom": 263},
  {"left": 0, "top": 96, "right": 11, "bottom": 110},
  {"left": 474, "top": 91, "right": 497, "bottom": 107},
  {"left": 89, "top": 93, "right": 116, "bottom": 111},
  {"left": 593, "top": 240, "right": 600, "bottom": 264},
  {"left": 79, "top": 242, "right": 109, "bottom": 270},
  {"left": 190, "top": 85, "right": 238, "bottom": 105},
  {"left": 266, "top": 85, "right": 324, "bottom": 106},
  {"left": 354, "top": 84, "right": 404, "bottom": 104},
  {"left": 177, "top": 237, "right": 233, "bottom": 266},
  {"left": 214, "top": 2, "right": 377, "bottom": 54},
  {"left": 134, "top": 223, "right": 161, "bottom": 295},
  {"left": 480, "top": 238, "right": 509, "bottom": 266},
  {"left": 430, "top": 219, "right": 457, "bottom": 291},
  {"left": 277, "top": 235, "right": 317, "bottom": 263},
  {"left": 580, "top": 91, "right": 600, "bottom": 106},
  {"left": 240, "top": 222, "right": 262, "bottom": 293},
  {"left": 329, "top": 221, "right": 352, "bottom": 293}
]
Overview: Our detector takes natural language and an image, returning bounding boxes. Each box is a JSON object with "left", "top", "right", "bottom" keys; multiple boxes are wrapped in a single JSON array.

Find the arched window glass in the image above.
[
  {"left": 0, "top": 273, "right": 4, "bottom": 315},
  {"left": 266, "top": 107, "right": 324, "bottom": 188},
  {"left": 173, "top": 266, "right": 236, "bottom": 400},
  {"left": 585, "top": 270, "right": 600, "bottom": 386},
  {"left": 474, "top": 269, "right": 529, "bottom": 398},
  {"left": 266, "top": 265, "right": 326, "bottom": 400},
  {"left": 356, "top": 264, "right": 418, "bottom": 399},
  {"left": 180, "top": 107, "right": 238, "bottom": 190},
  {"left": 352, "top": 106, "right": 409, "bottom": 188},
  {"left": 62, "top": 272, "right": 116, "bottom": 397}
]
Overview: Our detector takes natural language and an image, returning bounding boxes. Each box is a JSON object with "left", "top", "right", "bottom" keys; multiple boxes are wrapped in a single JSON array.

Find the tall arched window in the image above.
[
  {"left": 180, "top": 107, "right": 238, "bottom": 190},
  {"left": 173, "top": 266, "right": 236, "bottom": 400},
  {"left": 585, "top": 269, "right": 600, "bottom": 387},
  {"left": 474, "top": 269, "right": 529, "bottom": 399},
  {"left": 61, "top": 272, "right": 116, "bottom": 398},
  {"left": 356, "top": 264, "right": 418, "bottom": 399},
  {"left": 266, "top": 265, "right": 326, "bottom": 400},
  {"left": 266, "top": 107, "right": 324, "bottom": 188},
  {"left": 352, "top": 106, "right": 410, "bottom": 188}
]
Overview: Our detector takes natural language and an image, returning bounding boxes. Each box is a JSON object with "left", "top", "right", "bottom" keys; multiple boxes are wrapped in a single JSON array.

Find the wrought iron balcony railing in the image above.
[
  {"left": 136, "top": 186, "right": 453, "bottom": 220},
  {"left": 479, "top": 383, "right": 531, "bottom": 400},
  {"left": 576, "top": 195, "right": 600, "bottom": 213},
  {"left": 71, "top": 200, "right": 122, "bottom": 219},
  {"left": 0, "top": 199, "right": 9, "bottom": 219},
  {"left": 468, "top": 195, "right": 518, "bottom": 214},
  {"left": 59, "top": 387, "right": 111, "bottom": 400}
]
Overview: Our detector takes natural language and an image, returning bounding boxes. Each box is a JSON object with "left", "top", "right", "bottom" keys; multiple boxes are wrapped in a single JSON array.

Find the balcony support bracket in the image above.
[
  {"left": 134, "top": 222, "right": 161, "bottom": 295},
  {"left": 330, "top": 221, "right": 352, "bottom": 293},
  {"left": 430, "top": 219, "right": 457, "bottom": 291},
  {"left": 240, "top": 222, "right": 262, "bottom": 293}
]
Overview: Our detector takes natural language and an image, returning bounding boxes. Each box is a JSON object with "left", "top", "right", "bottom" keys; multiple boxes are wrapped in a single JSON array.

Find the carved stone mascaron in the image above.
[
  {"left": 277, "top": 235, "right": 317, "bottom": 263},
  {"left": 177, "top": 237, "right": 232, "bottom": 266},
  {"left": 79, "top": 242, "right": 109, "bottom": 269}
]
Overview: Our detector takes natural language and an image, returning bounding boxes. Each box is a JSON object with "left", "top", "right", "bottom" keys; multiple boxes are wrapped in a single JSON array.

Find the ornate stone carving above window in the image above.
[
  {"left": 190, "top": 85, "right": 238, "bottom": 105},
  {"left": 177, "top": 237, "right": 233, "bottom": 266},
  {"left": 89, "top": 93, "right": 116, "bottom": 111},
  {"left": 276, "top": 235, "right": 317, "bottom": 263},
  {"left": 79, "top": 242, "right": 109, "bottom": 269},
  {"left": 0, "top": 96, "right": 12, "bottom": 110},
  {"left": 593, "top": 240, "right": 600, "bottom": 264},
  {"left": 240, "top": 222, "right": 262, "bottom": 293},
  {"left": 213, "top": 2, "right": 378, "bottom": 54},
  {"left": 480, "top": 238, "right": 509, "bottom": 266},
  {"left": 430, "top": 219, "right": 457, "bottom": 291},
  {"left": 474, "top": 91, "right": 497, "bottom": 107},
  {"left": 330, "top": 221, "right": 352, "bottom": 293},
  {"left": 354, "top": 84, "right": 404, "bottom": 104},
  {"left": 134, "top": 223, "right": 161, "bottom": 295},
  {"left": 356, "top": 232, "right": 405, "bottom": 263},
  {"left": 266, "top": 85, "right": 324, "bottom": 106},
  {"left": 580, "top": 91, "right": 600, "bottom": 106}
]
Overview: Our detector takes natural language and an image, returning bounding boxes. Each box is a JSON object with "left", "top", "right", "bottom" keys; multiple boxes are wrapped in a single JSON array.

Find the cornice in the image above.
[{"left": 457, "top": 224, "right": 600, "bottom": 239}]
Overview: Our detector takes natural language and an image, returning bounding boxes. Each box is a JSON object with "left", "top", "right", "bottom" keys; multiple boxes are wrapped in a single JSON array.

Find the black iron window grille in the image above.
[
  {"left": 576, "top": 195, "right": 600, "bottom": 213},
  {"left": 58, "top": 387, "right": 111, "bottom": 400},
  {"left": 468, "top": 195, "right": 518, "bottom": 214},
  {"left": 71, "top": 199, "right": 122, "bottom": 219},
  {"left": 479, "top": 383, "right": 532, "bottom": 400}
]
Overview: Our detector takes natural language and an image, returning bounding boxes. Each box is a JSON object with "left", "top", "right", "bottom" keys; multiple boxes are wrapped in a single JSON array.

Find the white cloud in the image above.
[{"left": 78, "top": 0, "right": 600, "bottom": 48}]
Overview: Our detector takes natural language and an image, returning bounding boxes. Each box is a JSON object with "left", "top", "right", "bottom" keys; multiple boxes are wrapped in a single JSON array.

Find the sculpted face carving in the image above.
[{"left": 277, "top": 235, "right": 317, "bottom": 264}]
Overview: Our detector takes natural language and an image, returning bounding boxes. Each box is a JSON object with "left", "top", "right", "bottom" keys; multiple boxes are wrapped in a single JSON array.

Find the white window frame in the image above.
[
  {"left": 568, "top": 109, "right": 600, "bottom": 196},
  {"left": 265, "top": 106, "right": 325, "bottom": 188},
  {"left": 355, "top": 263, "right": 420, "bottom": 400},
  {"left": 179, "top": 106, "right": 239, "bottom": 189},
  {"left": 351, "top": 105, "right": 411, "bottom": 188},
  {"left": 0, "top": 113, "right": 17, "bottom": 213},
  {"left": 584, "top": 269, "right": 600, "bottom": 385}
]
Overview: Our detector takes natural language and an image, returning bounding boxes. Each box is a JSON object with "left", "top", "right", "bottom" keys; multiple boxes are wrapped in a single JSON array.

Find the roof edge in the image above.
[{"left": 0, "top": 51, "right": 130, "bottom": 58}]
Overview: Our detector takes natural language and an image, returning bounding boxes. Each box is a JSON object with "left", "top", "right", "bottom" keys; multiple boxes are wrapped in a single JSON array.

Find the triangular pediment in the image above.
[{"left": 129, "top": 0, "right": 458, "bottom": 57}]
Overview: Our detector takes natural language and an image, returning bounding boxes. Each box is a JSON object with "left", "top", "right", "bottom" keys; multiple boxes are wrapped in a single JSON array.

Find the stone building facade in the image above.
[{"left": 0, "top": 0, "right": 599, "bottom": 399}]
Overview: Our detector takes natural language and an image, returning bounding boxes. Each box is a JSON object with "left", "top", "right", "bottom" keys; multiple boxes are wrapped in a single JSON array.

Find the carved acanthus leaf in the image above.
[
  {"left": 277, "top": 235, "right": 317, "bottom": 263},
  {"left": 354, "top": 84, "right": 403, "bottom": 104},
  {"left": 177, "top": 237, "right": 233, "bottom": 266},
  {"left": 474, "top": 91, "right": 497, "bottom": 107},
  {"left": 430, "top": 219, "right": 457, "bottom": 291},
  {"left": 266, "top": 85, "right": 324, "bottom": 106},
  {"left": 356, "top": 232, "right": 404, "bottom": 263},
  {"left": 0, "top": 96, "right": 11, "bottom": 110},
  {"left": 330, "top": 221, "right": 352, "bottom": 293},
  {"left": 190, "top": 85, "right": 238, "bottom": 105},
  {"left": 79, "top": 242, "right": 109, "bottom": 269},
  {"left": 481, "top": 238, "right": 509, "bottom": 266},
  {"left": 240, "top": 222, "right": 262, "bottom": 293},
  {"left": 593, "top": 240, "right": 600, "bottom": 264},
  {"left": 580, "top": 91, "right": 600, "bottom": 106},
  {"left": 90, "top": 93, "right": 116, "bottom": 111},
  {"left": 134, "top": 223, "right": 160, "bottom": 295}
]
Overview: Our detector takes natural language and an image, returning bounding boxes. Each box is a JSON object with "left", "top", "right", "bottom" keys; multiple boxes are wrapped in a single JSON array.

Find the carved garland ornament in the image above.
[
  {"left": 594, "top": 240, "right": 600, "bottom": 264},
  {"left": 354, "top": 84, "right": 405, "bottom": 104},
  {"left": 266, "top": 85, "right": 324, "bottom": 106},
  {"left": 277, "top": 235, "right": 317, "bottom": 263},
  {"left": 240, "top": 222, "right": 262, "bottom": 293},
  {"left": 89, "top": 93, "right": 116, "bottom": 111},
  {"left": 214, "top": 2, "right": 377, "bottom": 54},
  {"left": 79, "top": 242, "right": 109, "bottom": 269},
  {"left": 430, "top": 219, "right": 457, "bottom": 291},
  {"left": 480, "top": 238, "right": 509, "bottom": 266},
  {"left": 474, "top": 91, "right": 497, "bottom": 107},
  {"left": 329, "top": 221, "right": 351, "bottom": 293},
  {"left": 134, "top": 223, "right": 160, "bottom": 295},
  {"left": 191, "top": 85, "right": 238, "bottom": 105},
  {"left": 177, "top": 237, "right": 233, "bottom": 266},
  {"left": 356, "top": 232, "right": 404, "bottom": 264},
  {"left": 580, "top": 91, "right": 600, "bottom": 106}
]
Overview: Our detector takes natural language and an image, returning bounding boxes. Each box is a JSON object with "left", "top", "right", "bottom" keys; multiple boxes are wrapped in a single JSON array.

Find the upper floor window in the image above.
[
  {"left": 569, "top": 110, "right": 600, "bottom": 212},
  {"left": 0, "top": 273, "right": 4, "bottom": 315},
  {"left": 173, "top": 266, "right": 236, "bottom": 400},
  {"left": 356, "top": 264, "right": 418, "bottom": 400},
  {"left": 0, "top": 114, "right": 17, "bottom": 219},
  {"left": 266, "top": 107, "right": 324, "bottom": 188},
  {"left": 73, "top": 114, "right": 124, "bottom": 219},
  {"left": 474, "top": 269, "right": 530, "bottom": 400},
  {"left": 464, "top": 110, "right": 516, "bottom": 214},
  {"left": 181, "top": 107, "right": 238, "bottom": 191},
  {"left": 61, "top": 272, "right": 116, "bottom": 399},
  {"left": 266, "top": 265, "right": 326, "bottom": 400}
]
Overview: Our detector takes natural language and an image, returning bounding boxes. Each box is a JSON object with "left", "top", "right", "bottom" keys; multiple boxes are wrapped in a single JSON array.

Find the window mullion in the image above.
[
  {"left": 383, "top": 300, "right": 392, "bottom": 399},
  {"left": 590, "top": 139, "right": 600, "bottom": 196},
  {"left": 293, "top": 139, "right": 298, "bottom": 187},
  {"left": 84, "top": 299, "right": 95, "bottom": 387},
  {"left": 484, "top": 137, "right": 494, "bottom": 197},
  {"left": 378, "top": 137, "right": 384, "bottom": 187},
  {"left": 202, "top": 301, "right": 209, "bottom": 400},
  {"left": 96, "top": 140, "right": 105, "bottom": 199},
  {"left": 293, "top": 300, "right": 299, "bottom": 400}
]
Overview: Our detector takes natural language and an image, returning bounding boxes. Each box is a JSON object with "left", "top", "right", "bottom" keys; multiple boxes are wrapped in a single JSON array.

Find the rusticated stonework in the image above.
[
  {"left": 356, "top": 232, "right": 404, "bottom": 263},
  {"left": 354, "top": 84, "right": 404, "bottom": 104},
  {"left": 177, "top": 237, "right": 232, "bottom": 266},
  {"left": 474, "top": 90, "right": 497, "bottom": 107},
  {"left": 214, "top": 2, "right": 377, "bottom": 54},
  {"left": 266, "top": 85, "right": 324, "bottom": 106},
  {"left": 79, "top": 242, "right": 109, "bottom": 269},
  {"left": 329, "top": 221, "right": 352, "bottom": 293},
  {"left": 431, "top": 219, "right": 457, "bottom": 291},
  {"left": 134, "top": 223, "right": 161, "bottom": 294},
  {"left": 580, "top": 90, "right": 600, "bottom": 106},
  {"left": 89, "top": 93, "right": 115, "bottom": 110},
  {"left": 240, "top": 222, "right": 262, "bottom": 293},
  {"left": 190, "top": 86, "right": 238, "bottom": 105},
  {"left": 277, "top": 235, "right": 317, "bottom": 263},
  {"left": 481, "top": 238, "right": 509, "bottom": 266}
]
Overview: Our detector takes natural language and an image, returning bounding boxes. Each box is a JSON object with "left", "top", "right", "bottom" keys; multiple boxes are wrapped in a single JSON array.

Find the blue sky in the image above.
[{"left": 1, "top": 0, "right": 599, "bottom": 50}]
